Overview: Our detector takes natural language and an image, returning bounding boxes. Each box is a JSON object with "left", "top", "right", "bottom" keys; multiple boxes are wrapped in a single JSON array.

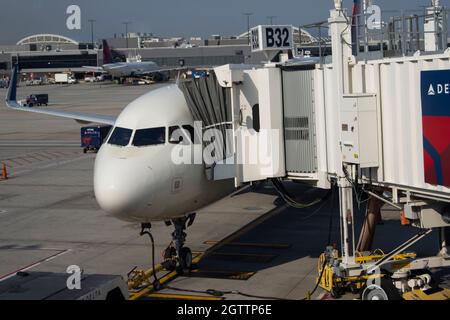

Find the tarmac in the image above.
[{"left": 0, "top": 82, "right": 448, "bottom": 300}]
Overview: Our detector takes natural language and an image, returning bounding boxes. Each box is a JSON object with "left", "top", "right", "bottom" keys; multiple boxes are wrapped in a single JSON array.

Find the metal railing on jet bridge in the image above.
[{"left": 298, "top": 5, "right": 450, "bottom": 62}]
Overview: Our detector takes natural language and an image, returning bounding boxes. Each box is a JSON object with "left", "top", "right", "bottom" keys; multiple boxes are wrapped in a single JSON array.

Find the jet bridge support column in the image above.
[
  {"left": 439, "top": 227, "right": 450, "bottom": 257},
  {"left": 329, "top": 0, "right": 352, "bottom": 96},
  {"left": 331, "top": 0, "right": 358, "bottom": 269},
  {"left": 424, "top": 0, "right": 446, "bottom": 52},
  {"left": 357, "top": 196, "right": 384, "bottom": 252},
  {"left": 338, "top": 168, "right": 357, "bottom": 268}
]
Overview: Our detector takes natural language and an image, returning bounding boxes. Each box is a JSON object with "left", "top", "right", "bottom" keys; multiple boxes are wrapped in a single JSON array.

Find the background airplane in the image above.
[{"left": 83, "top": 40, "right": 182, "bottom": 82}]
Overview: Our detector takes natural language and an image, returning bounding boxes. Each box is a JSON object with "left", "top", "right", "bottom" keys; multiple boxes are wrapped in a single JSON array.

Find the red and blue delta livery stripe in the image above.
[{"left": 421, "top": 70, "right": 450, "bottom": 188}]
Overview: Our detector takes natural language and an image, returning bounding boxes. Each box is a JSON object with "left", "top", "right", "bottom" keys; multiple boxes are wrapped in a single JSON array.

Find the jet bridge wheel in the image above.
[{"left": 362, "top": 278, "right": 402, "bottom": 301}]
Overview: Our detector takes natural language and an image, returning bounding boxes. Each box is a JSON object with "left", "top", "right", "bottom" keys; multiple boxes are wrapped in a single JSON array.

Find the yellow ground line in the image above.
[
  {"left": 189, "top": 269, "right": 256, "bottom": 280},
  {"left": 210, "top": 252, "right": 276, "bottom": 258},
  {"left": 129, "top": 253, "right": 205, "bottom": 301},
  {"left": 129, "top": 271, "right": 178, "bottom": 300},
  {"left": 190, "top": 269, "right": 255, "bottom": 275},
  {"left": 403, "top": 288, "right": 450, "bottom": 300},
  {"left": 144, "top": 293, "right": 224, "bottom": 301},
  {"left": 200, "top": 204, "right": 288, "bottom": 259},
  {"left": 192, "top": 252, "right": 204, "bottom": 264},
  {"left": 127, "top": 264, "right": 165, "bottom": 290},
  {"left": 204, "top": 241, "right": 291, "bottom": 249}
]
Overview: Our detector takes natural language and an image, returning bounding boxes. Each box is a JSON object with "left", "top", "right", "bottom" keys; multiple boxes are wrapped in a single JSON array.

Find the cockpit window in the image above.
[
  {"left": 108, "top": 127, "right": 133, "bottom": 147},
  {"left": 169, "top": 126, "right": 183, "bottom": 144},
  {"left": 169, "top": 125, "right": 195, "bottom": 145},
  {"left": 132, "top": 127, "right": 166, "bottom": 147}
]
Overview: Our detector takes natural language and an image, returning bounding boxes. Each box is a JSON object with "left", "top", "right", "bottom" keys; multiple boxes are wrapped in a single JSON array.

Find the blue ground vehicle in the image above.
[
  {"left": 191, "top": 70, "right": 209, "bottom": 79},
  {"left": 81, "top": 125, "right": 112, "bottom": 153},
  {"left": 26, "top": 94, "right": 48, "bottom": 107}
]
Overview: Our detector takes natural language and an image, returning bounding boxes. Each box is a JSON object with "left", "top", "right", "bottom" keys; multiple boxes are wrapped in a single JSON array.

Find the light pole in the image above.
[
  {"left": 243, "top": 13, "right": 253, "bottom": 45},
  {"left": 88, "top": 19, "right": 95, "bottom": 48},
  {"left": 123, "top": 22, "right": 131, "bottom": 48},
  {"left": 267, "top": 15, "right": 276, "bottom": 25}
]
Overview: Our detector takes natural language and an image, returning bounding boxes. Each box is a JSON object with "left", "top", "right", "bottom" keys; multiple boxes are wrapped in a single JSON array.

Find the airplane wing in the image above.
[
  {"left": 138, "top": 66, "right": 188, "bottom": 75},
  {"left": 82, "top": 66, "right": 107, "bottom": 73},
  {"left": 5, "top": 66, "right": 116, "bottom": 126}
]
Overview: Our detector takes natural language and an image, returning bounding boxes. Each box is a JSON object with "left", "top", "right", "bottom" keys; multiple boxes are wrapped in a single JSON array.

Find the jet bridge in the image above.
[
  {"left": 179, "top": 0, "right": 450, "bottom": 300},
  {"left": 212, "top": 61, "right": 331, "bottom": 189}
]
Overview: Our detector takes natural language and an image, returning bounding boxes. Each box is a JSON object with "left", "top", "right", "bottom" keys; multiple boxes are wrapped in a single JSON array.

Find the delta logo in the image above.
[
  {"left": 421, "top": 70, "right": 450, "bottom": 189},
  {"left": 427, "top": 83, "right": 450, "bottom": 96}
]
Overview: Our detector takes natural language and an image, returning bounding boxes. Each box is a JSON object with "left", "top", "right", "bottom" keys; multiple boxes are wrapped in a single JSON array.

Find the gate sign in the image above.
[
  {"left": 421, "top": 70, "right": 450, "bottom": 188},
  {"left": 251, "top": 25, "right": 293, "bottom": 52}
]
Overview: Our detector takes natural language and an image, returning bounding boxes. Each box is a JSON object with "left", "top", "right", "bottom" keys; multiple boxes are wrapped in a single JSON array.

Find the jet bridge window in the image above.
[
  {"left": 132, "top": 127, "right": 166, "bottom": 147},
  {"left": 252, "top": 104, "right": 260, "bottom": 133},
  {"left": 108, "top": 127, "right": 133, "bottom": 147}
]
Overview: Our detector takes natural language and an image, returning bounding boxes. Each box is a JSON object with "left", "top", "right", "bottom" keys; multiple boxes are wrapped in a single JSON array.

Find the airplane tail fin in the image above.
[
  {"left": 102, "top": 40, "right": 113, "bottom": 64},
  {"left": 102, "top": 40, "right": 126, "bottom": 63},
  {"left": 6, "top": 64, "right": 18, "bottom": 104}
]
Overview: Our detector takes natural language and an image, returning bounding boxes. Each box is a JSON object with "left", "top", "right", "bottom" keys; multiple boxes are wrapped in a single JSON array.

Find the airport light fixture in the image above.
[
  {"left": 88, "top": 19, "right": 96, "bottom": 48},
  {"left": 243, "top": 13, "right": 253, "bottom": 45},
  {"left": 334, "top": 0, "right": 342, "bottom": 10},
  {"left": 267, "top": 15, "right": 276, "bottom": 25},
  {"left": 123, "top": 22, "right": 132, "bottom": 48}
]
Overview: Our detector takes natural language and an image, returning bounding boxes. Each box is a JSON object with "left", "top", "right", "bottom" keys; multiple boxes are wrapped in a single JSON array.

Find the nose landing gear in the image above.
[{"left": 162, "top": 213, "right": 196, "bottom": 274}]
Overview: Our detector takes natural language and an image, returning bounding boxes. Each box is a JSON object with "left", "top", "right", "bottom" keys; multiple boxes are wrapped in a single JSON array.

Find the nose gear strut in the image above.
[{"left": 162, "top": 213, "right": 196, "bottom": 274}]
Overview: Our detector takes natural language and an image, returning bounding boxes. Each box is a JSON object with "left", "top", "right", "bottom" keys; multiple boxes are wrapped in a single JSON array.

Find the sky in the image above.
[{"left": 0, "top": 0, "right": 446, "bottom": 45}]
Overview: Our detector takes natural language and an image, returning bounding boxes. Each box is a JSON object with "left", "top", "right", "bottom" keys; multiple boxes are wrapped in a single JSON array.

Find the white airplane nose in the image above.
[{"left": 93, "top": 152, "right": 154, "bottom": 218}]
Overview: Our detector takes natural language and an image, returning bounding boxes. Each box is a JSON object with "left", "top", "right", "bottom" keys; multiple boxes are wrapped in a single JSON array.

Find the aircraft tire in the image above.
[{"left": 179, "top": 247, "right": 192, "bottom": 271}]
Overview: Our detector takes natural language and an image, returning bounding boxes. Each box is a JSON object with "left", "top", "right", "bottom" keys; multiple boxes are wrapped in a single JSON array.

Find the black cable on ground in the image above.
[
  {"left": 306, "top": 258, "right": 328, "bottom": 299},
  {"left": 164, "top": 285, "right": 293, "bottom": 300},
  {"left": 271, "top": 178, "right": 331, "bottom": 210},
  {"left": 140, "top": 228, "right": 161, "bottom": 289},
  {"left": 327, "top": 183, "right": 336, "bottom": 246},
  {"left": 342, "top": 165, "right": 368, "bottom": 209},
  {"left": 304, "top": 183, "right": 337, "bottom": 299}
]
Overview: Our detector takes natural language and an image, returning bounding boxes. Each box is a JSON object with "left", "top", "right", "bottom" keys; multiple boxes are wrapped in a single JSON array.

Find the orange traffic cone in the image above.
[
  {"left": 1, "top": 163, "right": 8, "bottom": 180},
  {"left": 400, "top": 210, "right": 410, "bottom": 226}
]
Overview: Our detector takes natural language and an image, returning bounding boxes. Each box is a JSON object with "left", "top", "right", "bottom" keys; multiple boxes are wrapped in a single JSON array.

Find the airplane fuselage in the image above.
[
  {"left": 93, "top": 85, "right": 235, "bottom": 222},
  {"left": 103, "top": 61, "right": 162, "bottom": 78}
]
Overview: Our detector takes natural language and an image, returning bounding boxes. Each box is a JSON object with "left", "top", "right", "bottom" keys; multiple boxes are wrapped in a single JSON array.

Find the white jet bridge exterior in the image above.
[{"left": 180, "top": 0, "right": 450, "bottom": 299}]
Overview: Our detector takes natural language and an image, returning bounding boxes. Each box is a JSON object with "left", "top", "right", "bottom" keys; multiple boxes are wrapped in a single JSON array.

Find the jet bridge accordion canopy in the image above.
[{"left": 178, "top": 71, "right": 232, "bottom": 164}]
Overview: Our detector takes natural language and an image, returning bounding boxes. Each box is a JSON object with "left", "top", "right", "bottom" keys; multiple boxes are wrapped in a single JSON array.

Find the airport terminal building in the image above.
[{"left": 0, "top": 28, "right": 318, "bottom": 78}]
